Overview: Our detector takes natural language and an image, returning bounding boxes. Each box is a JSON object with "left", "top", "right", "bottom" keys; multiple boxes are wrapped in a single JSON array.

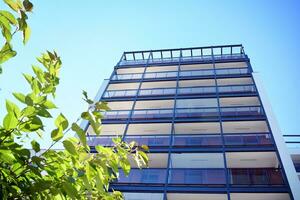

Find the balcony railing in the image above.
[
  {"left": 118, "top": 169, "right": 167, "bottom": 184},
  {"left": 100, "top": 106, "right": 264, "bottom": 121},
  {"left": 111, "top": 67, "right": 250, "bottom": 81},
  {"left": 224, "top": 133, "right": 273, "bottom": 146},
  {"left": 87, "top": 135, "right": 116, "bottom": 147},
  {"left": 220, "top": 106, "right": 264, "bottom": 118},
  {"left": 168, "top": 169, "right": 226, "bottom": 185},
  {"left": 87, "top": 133, "right": 273, "bottom": 148},
  {"left": 173, "top": 134, "right": 222, "bottom": 147},
  {"left": 102, "top": 85, "right": 256, "bottom": 99},
  {"left": 125, "top": 135, "right": 170, "bottom": 147},
  {"left": 115, "top": 168, "right": 284, "bottom": 186},
  {"left": 131, "top": 109, "right": 173, "bottom": 120},
  {"left": 103, "top": 89, "right": 137, "bottom": 98},
  {"left": 229, "top": 168, "right": 285, "bottom": 186}
]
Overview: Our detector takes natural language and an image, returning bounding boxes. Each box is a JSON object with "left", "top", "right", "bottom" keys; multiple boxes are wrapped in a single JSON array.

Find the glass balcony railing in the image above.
[
  {"left": 216, "top": 68, "right": 249, "bottom": 76},
  {"left": 179, "top": 69, "right": 214, "bottom": 77},
  {"left": 131, "top": 109, "right": 173, "bottom": 120},
  {"left": 111, "top": 73, "right": 143, "bottom": 80},
  {"left": 175, "top": 107, "right": 219, "bottom": 119},
  {"left": 87, "top": 135, "right": 116, "bottom": 147},
  {"left": 173, "top": 134, "right": 222, "bottom": 147},
  {"left": 220, "top": 106, "right": 264, "bottom": 118},
  {"left": 102, "top": 110, "right": 131, "bottom": 120},
  {"left": 138, "top": 88, "right": 176, "bottom": 97},
  {"left": 124, "top": 135, "right": 170, "bottom": 147},
  {"left": 168, "top": 169, "right": 226, "bottom": 185},
  {"left": 218, "top": 85, "right": 256, "bottom": 94},
  {"left": 100, "top": 106, "right": 264, "bottom": 121},
  {"left": 144, "top": 71, "right": 178, "bottom": 79},
  {"left": 102, "top": 85, "right": 257, "bottom": 99},
  {"left": 102, "top": 89, "right": 137, "bottom": 98},
  {"left": 87, "top": 133, "right": 273, "bottom": 148},
  {"left": 224, "top": 133, "right": 273, "bottom": 146},
  {"left": 115, "top": 168, "right": 284, "bottom": 186},
  {"left": 117, "top": 169, "right": 167, "bottom": 184},
  {"left": 112, "top": 67, "right": 250, "bottom": 81},
  {"left": 229, "top": 168, "right": 285, "bottom": 186},
  {"left": 177, "top": 86, "right": 217, "bottom": 95}
]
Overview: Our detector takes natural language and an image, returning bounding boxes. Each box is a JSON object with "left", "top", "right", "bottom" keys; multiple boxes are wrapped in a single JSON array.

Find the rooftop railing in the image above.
[{"left": 118, "top": 45, "right": 246, "bottom": 66}]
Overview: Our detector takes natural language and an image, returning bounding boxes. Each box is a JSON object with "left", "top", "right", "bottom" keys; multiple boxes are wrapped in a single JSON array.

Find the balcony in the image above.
[
  {"left": 116, "top": 168, "right": 284, "bottom": 186},
  {"left": 87, "top": 133, "right": 273, "bottom": 149},
  {"left": 123, "top": 192, "right": 291, "bottom": 200},
  {"left": 100, "top": 106, "right": 264, "bottom": 122},
  {"left": 229, "top": 168, "right": 284, "bottom": 186},
  {"left": 125, "top": 135, "right": 170, "bottom": 148},
  {"left": 102, "top": 85, "right": 257, "bottom": 99},
  {"left": 111, "top": 67, "right": 250, "bottom": 81},
  {"left": 173, "top": 134, "right": 222, "bottom": 148},
  {"left": 168, "top": 169, "right": 226, "bottom": 185},
  {"left": 117, "top": 168, "right": 167, "bottom": 185},
  {"left": 224, "top": 133, "right": 273, "bottom": 147}
]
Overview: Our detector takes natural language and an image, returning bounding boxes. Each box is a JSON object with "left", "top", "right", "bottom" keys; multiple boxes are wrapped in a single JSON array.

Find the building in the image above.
[
  {"left": 84, "top": 45, "right": 300, "bottom": 200},
  {"left": 284, "top": 135, "right": 300, "bottom": 182}
]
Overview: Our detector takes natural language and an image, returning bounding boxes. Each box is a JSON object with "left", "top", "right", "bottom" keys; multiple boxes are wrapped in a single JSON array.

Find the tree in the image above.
[{"left": 0, "top": 1, "right": 148, "bottom": 199}]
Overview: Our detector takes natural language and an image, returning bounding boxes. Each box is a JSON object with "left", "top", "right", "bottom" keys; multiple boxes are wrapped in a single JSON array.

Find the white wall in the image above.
[{"left": 253, "top": 74, "right": 300, "bottom": 200}]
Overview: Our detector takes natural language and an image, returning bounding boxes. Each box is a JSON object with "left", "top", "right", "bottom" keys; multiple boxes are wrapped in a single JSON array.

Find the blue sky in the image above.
[{"left": 0, "top": 0, "right": 300, "bottom": 147}]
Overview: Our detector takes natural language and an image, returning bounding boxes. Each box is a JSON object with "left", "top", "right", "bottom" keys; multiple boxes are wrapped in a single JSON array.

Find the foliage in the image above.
[
  {"left": 0, "top": 0, "right": 33, "bottom": 74},
  {"left": 0, "top": 0, "right": 149, "bottom": 199}
]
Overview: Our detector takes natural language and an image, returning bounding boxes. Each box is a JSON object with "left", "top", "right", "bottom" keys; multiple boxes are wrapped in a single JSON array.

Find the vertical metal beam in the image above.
[
  {"left": 212, "top": 47, "right": 231, "bottom": 200},
  {"left": 163, "top": 52, "right": 180, "bottom": 200}
]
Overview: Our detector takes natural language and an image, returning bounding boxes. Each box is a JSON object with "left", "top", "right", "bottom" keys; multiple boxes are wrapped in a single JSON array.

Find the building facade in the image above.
[{"left": 85, "top": 45, "right": 299, "bottom": 200}]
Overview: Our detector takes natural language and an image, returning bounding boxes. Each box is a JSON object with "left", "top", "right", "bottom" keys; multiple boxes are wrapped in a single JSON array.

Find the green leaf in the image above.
[
  {"left": 0, "top": 149, "right": 15, "bottom": 163},
  {"left": 3, "top": 112, "right": 18, "bottom": 130},
  {"left": 31, "top": 140, "right": 40, "bottom": 152},
  {"left": 0, "top": 10, "right": 17, "bottom": 25},
  {"left": 138, "top": 151, "right": 148, "bottom": 166},
  {"left": 20, "top": 116, "right": 43, "bottom": 132},
  {"left": 82, "top": 90, "right": 93, "bottom": 104},
  {"left": 2, "top": 26, "right": 12, "bottom": 42},
  {"left": 51, "top": 127, "right": 63, "bottom": 142},
  {"left": 23, "top": 24, "right": 31, "bottom": 44},
  {"left": 55, "top": 113, "right": 68, "bottom": 130},
  {"left": 23, "top": 73, "right": 34, "bottom": 85},
  {"left": 3, "top": 0, "right": 21, "bottom": 12},
  {"left": 32, "top": 65, "right": 45, "bottom": 83},
  {"left": 63, "top": 140, "right": 77, "bottom": 155},
  {"left": 120, "top": 158, "right": 131, "bottom": 176},
  {"left": 62, "top": 182, "right": 78, "bottom": 199},
  {"left": 95, "top": 101, "right": 110, "bottom": 111},
  {"left": 13, "top": 92, "right": 26, "bottom": 104},
  {"left": 141, "top": 145, "right": 149, "bottom": 152},
  {"left": 71, "top": 123, "right": 87, "bottom": 147},
  {"left": 0, "top": 42, "right": 16, "bottom": 64},
  {"left": 43, "top": 100, "right": 56, "bottom": 109},
  {"left": 22, "top": 106, "right": 35, "bottom": 117},
  {"left": 6, "top": 99, "right": 20, "bottom": 117},
  {"left": 24, "top": 95, "right": 33, "bottom": 106},
  {"left": 23, "top": 0, "right": 33, "bottom": 12},
  {"left": 36, "top": 108, "right": 52, "bottom": 118}
]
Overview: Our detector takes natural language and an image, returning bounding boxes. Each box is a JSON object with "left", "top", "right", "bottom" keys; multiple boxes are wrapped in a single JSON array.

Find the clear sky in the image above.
[{"left": 0, "top": 0, "right": 300, "bottom": 148}]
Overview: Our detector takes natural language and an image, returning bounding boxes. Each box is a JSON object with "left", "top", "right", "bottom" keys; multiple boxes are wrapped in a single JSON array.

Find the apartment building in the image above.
[{"left": 84, "top": 45, "right": 299, "bottom": 200}]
